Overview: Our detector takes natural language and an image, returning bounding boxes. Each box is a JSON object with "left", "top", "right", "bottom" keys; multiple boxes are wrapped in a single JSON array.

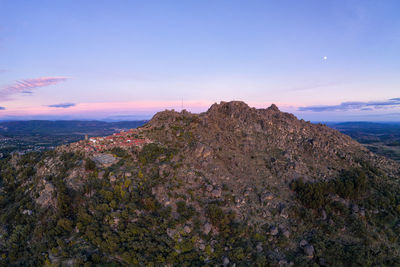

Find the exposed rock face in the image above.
[
  {"left": 66, "top": 167, "right": 86, "bottom": 191},
  {"left": 35, "top": 180, "right": 56, "bottom": 208},
  {"left": 146, "top": 101, "right": 397, "bottom": 183},
  {"left": 92, "top": 153, "right": 118, "bottom": 167}
]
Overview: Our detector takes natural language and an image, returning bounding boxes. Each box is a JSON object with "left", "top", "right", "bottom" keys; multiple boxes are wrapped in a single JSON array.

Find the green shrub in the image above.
[
  {"left": 139, "top": 143, "right": 174, "bottom": 164},
  {"left": 111, "top": 147, "right": 130, "bottom": 158},
  {"left": 176, "top": 201, "right": 196, "bottom": 221},
  {"left": 290, "top": 168, "right": 369, "bottom": 209},
  {"left": 206, "top": 204, "right": 235, "bottom": 236},
  {"left": 85, "top": 158, "right": 96, "bottom": 171},
  {"left": 334, "top": 169, "right": 367, "bottom": 199}
]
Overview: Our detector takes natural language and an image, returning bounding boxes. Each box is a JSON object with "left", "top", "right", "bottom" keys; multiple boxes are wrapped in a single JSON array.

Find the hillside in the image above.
[{"left": 0, "top": 101, "right": 399, "bottom": 266}]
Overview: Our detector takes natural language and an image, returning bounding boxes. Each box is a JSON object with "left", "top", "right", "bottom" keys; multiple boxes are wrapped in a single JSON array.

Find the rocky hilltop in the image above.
[
  {"left": 0, "top": 101, "right": 399, "bottom": 266},
  {"left": 146, "top": 101, "right": 397, "bottom": 179}
]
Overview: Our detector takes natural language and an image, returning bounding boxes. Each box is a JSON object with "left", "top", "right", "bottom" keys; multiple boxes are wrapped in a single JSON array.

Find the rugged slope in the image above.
[{"left": 0, "top": 101, "right": 399, "bottom": 266}]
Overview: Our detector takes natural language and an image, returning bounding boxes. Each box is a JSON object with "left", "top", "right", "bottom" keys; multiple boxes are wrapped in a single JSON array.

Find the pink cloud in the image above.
[{"left": 0, "top": 76, "right": 68, "bottom": 101}]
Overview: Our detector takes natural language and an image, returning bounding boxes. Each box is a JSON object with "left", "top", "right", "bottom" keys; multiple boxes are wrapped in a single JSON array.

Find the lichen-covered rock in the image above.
[
  {"left": 211, "top": 188, "right": 222, "bottom": 198},
  {"left": 282, "top": 229, "right": 290, "bottom": 238},
  {"left": 352, "top": 204, "right": 360, "bottom": 213},
  {"left": 222, "top": 256, "right": 230, "bottom": 266},
  {"left": 203, "top": 223, "right": 212, "bottom": 235},
  {"left": 256, "top": 242, "right": 263, "bottom": 253},
  {"left": 269, "top": 226, "right": 279, "bottom": 236},
  {"left": 321, "top": 209, "right": 327, "bottom": 220},
  {"left": 35, "top": 180, "right": 56, "bottom": 208},
  {"left": 184, "top": 225, "right": 191, "bottom": 234},
  {"left": 304, "top": 244, "right": 315, "bottom": 257}
]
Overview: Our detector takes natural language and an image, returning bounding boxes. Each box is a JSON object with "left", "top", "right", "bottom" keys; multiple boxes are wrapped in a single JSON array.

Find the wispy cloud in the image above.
[
  {"left": 47, "top": 103, "right": 76, "bottom": 108},
  {"left": 288, "top": 81, "right": 344, "bottom": 92},
  {"left": 298, "top": 98, "right": 400, "bottom": 112},
  {"left": 0, "top": 76, "right": 68, "bottom": 101},
  {"left": 21, "top": 90, "right": 34, "bottom": 95}
]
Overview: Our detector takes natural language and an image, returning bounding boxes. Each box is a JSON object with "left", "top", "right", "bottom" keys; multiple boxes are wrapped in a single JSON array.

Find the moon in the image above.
[{"left": 323, "top": 56, "right": 328, "bottom": 60}]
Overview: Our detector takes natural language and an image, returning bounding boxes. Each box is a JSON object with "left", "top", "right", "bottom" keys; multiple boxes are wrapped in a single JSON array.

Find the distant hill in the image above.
[
  {"left": 328, "top": 122, "right": 400, "bottom": 161},
  {"left": 0, "top": 120, "right": 148, "bottom": 136},
  {"left": 0, "top": 102, "right": 399, "bottom": 265},
  {"left": 328, "top": 121, "right": 400, "bottom": 135}
]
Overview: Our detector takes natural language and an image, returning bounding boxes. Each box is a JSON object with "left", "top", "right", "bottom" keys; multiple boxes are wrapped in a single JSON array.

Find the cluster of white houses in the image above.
[{"left": 69, "top": 129, "right": 151, "bottom": 153}]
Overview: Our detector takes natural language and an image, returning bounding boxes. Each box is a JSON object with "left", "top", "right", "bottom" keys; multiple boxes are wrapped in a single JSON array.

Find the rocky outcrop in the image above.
[
  {"left": 35, "top": 180, "right": 56, "bottom": 208},
  {"left": 141, "top": 101, "right": 399, "bottom": 227}
]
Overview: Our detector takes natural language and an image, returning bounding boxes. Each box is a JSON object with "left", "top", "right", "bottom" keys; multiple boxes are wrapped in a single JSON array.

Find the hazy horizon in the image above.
[{"left": 1, "top": 101, "right": 400, "bottom": 123}]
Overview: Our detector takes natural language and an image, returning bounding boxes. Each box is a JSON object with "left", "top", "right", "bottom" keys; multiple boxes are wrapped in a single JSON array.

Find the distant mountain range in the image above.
[
  {"left": 0, "top": 120, "right": 148, "bottom": 136},
  {"left": 328, "top": 122, "right": 400, "bottom": 161}
]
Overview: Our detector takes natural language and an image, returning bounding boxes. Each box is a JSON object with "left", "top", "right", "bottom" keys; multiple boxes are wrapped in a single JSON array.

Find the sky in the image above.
[{"left": 0, "top": 0, "right": 399, "bottom": 121}]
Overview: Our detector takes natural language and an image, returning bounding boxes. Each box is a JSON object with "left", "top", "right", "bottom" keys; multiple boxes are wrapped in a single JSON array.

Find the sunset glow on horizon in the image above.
[{"left": 0, "top": 99, "right": 301, "bottom": 120}]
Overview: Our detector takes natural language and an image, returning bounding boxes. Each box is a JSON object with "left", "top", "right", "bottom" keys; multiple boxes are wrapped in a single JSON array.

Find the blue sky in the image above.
[{"left": 0, "top": 0, "right": 399, "bottom": 121}]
